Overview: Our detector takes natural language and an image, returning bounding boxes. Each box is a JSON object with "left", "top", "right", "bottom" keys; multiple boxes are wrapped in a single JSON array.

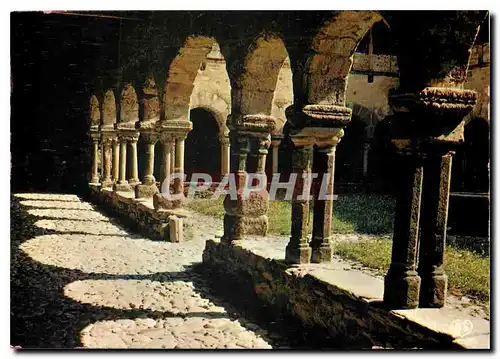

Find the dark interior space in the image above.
[
  {"left": 184, "top": 108, "right": 221, "bottom": 183},
  {"left": 10, "top": 12, "right": 121, "bottom": 194}
]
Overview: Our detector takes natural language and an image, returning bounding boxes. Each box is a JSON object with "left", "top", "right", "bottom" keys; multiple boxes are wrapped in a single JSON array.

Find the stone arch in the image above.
[
  {"left": 271, "top": 56, "right": 294, "bottom": 135},
  {"left": 236, "top": 34, "right": 292, "bottom": 119},
  {"left": 305, "top": 10, "right": 384, "bottom": 106},
  {"left": 141, "top": 76, "right": 161, "bottom": 124},
  {"left": 119, "top": 83, "right": 139, "bottom": 126},
  {"left": 189, "top": 94, "right": 228, "bottom": 136},
  {"left": 163, "top": 36, "right": 228, "bottom": 123},
  {"left": 89, "top": 95, "right": 100, "bottom": 129},
  {"left": 101, "top": 89, "right": 117, "bottom": 128}
]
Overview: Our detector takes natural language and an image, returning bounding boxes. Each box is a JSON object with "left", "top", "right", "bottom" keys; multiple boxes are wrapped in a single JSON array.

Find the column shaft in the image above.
[
  {"left": 285, "top": 145, "right": 313, "bottom": 264},
  {"left": 118, "top": 140, "right": 128, "bottom": 184},
  {"left": 91, "top": 139, "right": 100, "bottom": 183},
  {"left": 384, "top": 155, "right": 423, "bottom": 309},
  {"left": 102, "top": 140, "right": 112, "bottom": 186},
  {"left": 112, "top": 139, "right": 120, "bottom": 182},
  {"left": 221, "top": 137, "right": 230, "bottom": 176},
  {"left": 311, "top": 146, "right": 336, "bottom": 263},
  {"left": 174, "top": 137, "right": 185, "bottom": 195},
  {"left": 418, "top": 152, "right": 453, "bottom": 307},
  {"left": 128, "top": 139, "right": 140, "bottom": 185},
  {"left": 143, "top": 141, "right": 156, "bottom": 184}
]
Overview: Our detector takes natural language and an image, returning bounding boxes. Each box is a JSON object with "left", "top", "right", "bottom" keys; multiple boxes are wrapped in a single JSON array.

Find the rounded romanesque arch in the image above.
[
  {"left": 101, "top": 89, "right": 117, "bottom": 127},
  {"left": 141, "top": 76, "right": 161, "bottom": 124},
  {"left": 270, "top": 56, "right": 293, "bottom": 136},
  {"left": 235, "top": 34, "right": 292, "bottom": 120},
  {"left": 119, "top": 83, "right": 139, "bottom": 125},
  {"left": 305, "top": 10, "right": 384, "bottom": 106},
  {"left": 89, "top": 95, "right": 100, "bottom": 129},
  {"left": 163, "top": 36, "right": 228, "bottom": 123}
]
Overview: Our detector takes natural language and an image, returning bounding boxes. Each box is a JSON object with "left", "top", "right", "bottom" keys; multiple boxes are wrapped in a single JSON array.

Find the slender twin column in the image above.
[
  {"left": 112, "top": 138, "right": 120, "bottom": 182},
  {"left": 113, "top": 131, "right": 140, "bottom": 192},
  {"left": 128, "top": 136, "right": 140, "bottom": 187},
  {"left": 284, "top": 105, "right": 351, "bottom": 264},
  {"left": 310, "top": 134, "right": 343, "bottom": 263},
  {"left": 135, "top": 132, "right": 159, "bottom": 199},
  {"left": 100, "top": 133, "right": 114, "bottom": 188},
  {"left": 271, "top": 137, "right": 282, "bottom": 174},
  {"left": 222, "top": 114, "right": 276, "bottom": 243},
  {"left": 90, "top": 132, "right": 100, "bottom": 184}
]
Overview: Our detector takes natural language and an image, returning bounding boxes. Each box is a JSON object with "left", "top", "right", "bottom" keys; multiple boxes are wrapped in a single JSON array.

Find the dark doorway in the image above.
[
  {"left": 335, "top": 117, "right": 368, "bottom": 186},
  {"left": 185, "top": 108, "right": 222, "bottom": 182}
]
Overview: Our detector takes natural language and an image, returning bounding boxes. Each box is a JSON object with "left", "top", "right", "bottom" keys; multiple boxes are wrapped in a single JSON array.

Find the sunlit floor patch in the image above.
[
  {"left": 19, "top": 234, "right": 205, "bottom": 275},
  {"left": 20, "top": 200, "right": 94, "bottom": 210},
  {"left": 14, "top": 193, "right": 81, "bottom": 201},
  {"left": 80, "top": 317, "right": 272, "bottom": 349},
  {"left": 64, "top": 279, "right": 224, "bottom": 314},
  {"left": 27, "top": 208, "right": 109, "bottom": 221},
  {"left": 34, "top": 219, "right": 128, "bottom": 235}
]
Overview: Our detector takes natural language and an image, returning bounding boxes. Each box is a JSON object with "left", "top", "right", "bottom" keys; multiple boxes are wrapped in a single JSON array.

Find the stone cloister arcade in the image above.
[{"left": 88, "top": 10, "right": 487, "bottom": 311}]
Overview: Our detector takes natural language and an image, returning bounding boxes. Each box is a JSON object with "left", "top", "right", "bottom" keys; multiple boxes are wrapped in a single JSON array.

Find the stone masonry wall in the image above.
[{"left": 202, "top": 240, "right": 462, "bottom": 349}]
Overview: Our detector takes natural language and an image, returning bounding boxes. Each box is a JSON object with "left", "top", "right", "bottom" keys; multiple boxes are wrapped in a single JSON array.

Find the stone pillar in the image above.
[
  {"left": 113, "top": 135, "right": 132, "bottom": 192},
  {"left": 100, "top": 134, "right": 114, "bottom": 188},
  {"left": 220, "top": 135, "right": 230, "bottom": 176},
  {"left": 135, "top": 132, "right": 159, "bottom": 199},
  {"left": 418, "top": 151, "right": 454, "bottom": 307},
  {"left": 222, "top": 114, "right": 276, "bottom": 244},
  {"left": 285, "top": 140, "right": 313, "bottom": 264},
  {"left": 310, "top": 132, "right": 343, "bottom": 263},
  {"left": 173, "top": 136, "right": 186, "bottom": 196},
  {"left": 271, "top": 138, "right": 281, "bottom": 174},
  {"left": 384, "top": 151, "right": 424, "bottom": 309},
  {"left": 90, "top": 132, "right": 100, "bottom": 184},
  {"left": 128, "top": 133, "right": 141, "bottom": 187},
  {"left": 112, "top": 138, "right": 120, "bottom": 182},
  {"left": 170, "top": 141, "right": 176, "bottom": 174}
]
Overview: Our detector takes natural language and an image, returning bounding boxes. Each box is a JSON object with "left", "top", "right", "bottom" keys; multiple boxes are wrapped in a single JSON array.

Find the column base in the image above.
[
  {"left": 222, "top": 214, "right": 244, "bottom": 244},
  {"left": 101, "top": 180, "right": 114, "bottom": 189},
  {"left": 153, "top": 193, "right": 183, "bottom": 210},
  {"left": 384, "top": 265, "right": 421, "bottom": 309},
  {"left": 135, "top": 183, "right": 159, "bottom": 199},
  {"left": 419, "top": 269, "right": 448, "bottom": 308},
  {"left": 128, "top": 178, "right": 141, "bottom": 188},
  {"left": 285, "top": 242, "right": 311, "bottom": 264},
  {"left": 113, "top": 182, "right": 132, "bottom": 192},
  {"left": 90, "top": 176, "right": 100, "bottom": 184},
  {"left": 310, "top": 241, "right": 333, "bottom": 263}
]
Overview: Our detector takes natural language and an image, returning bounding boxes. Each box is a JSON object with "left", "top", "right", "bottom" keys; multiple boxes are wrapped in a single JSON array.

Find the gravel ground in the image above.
[{"left": 10, "top": 193, "right": 276, "bottom": 349}]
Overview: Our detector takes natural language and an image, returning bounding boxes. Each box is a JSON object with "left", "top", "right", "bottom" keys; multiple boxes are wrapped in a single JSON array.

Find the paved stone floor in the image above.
[{"left": 10, "top": 193, "right": 279, "bottom": 349}]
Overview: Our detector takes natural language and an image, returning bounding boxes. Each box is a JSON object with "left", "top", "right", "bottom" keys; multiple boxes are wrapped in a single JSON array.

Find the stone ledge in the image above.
[
  {"left": 89, "top": 186, "right": 191, "bottom": 242},
  {"left": 202, "top": 239, "right": 490, "bottom": 349}
]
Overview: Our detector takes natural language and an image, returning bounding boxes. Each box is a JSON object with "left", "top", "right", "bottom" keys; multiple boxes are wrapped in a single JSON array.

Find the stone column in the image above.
[
  {"left": 173, "top": 136, "right": 185, "bottom": 196},
  {"left": 112, "top": 138, "right": 120, "bottom": 182},
  {"left": 310, "top": 131, "right": 343, "bottom": 263},
  {"left": 128, "top": 133, "right": 140, "bottom": 187},
  {"left": 222, "top": 114, "right": 276, "bottom": 244},
  {"left": 170, "top": 141, "right": 176, "bottom": 174},
  {"left": 90, "top": 132, "right": 100, "bottom": 184},
  {"left": 135, "top": 132, "right": 159, "bottom": 199},
  {"left": 384, "top": 151, "right": 424, "bottom": 309},
  {"left": 113, "top": 135, "right": 132, "bottom": 192},
  {"left": 220, "top": 135, "right": 230, "bottom": 176},
  {"left": 418, "top": 151, "right": 454, "bottom": 307},
  {"left": 100, "top": 134, "right": 114, "bottom": 188},
  {"left": 285, "top": 140, "right": 314, "bottom": 264},
  {"left": 271, "top": 138, "right": 281, "bottom": 174},
  {"left": 362, "top": 142, "right": 371, "bottom": 178}
]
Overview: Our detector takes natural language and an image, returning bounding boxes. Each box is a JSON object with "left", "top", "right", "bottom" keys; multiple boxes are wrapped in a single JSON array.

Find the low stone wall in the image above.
[
  {"left": 202, "top": 239, "right": 490, "bottom": 349},
  {"left": 89, "top": 185, "right": 189, "bottom": 242}
]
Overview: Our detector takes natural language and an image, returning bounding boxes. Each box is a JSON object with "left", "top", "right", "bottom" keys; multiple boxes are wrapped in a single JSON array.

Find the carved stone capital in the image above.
[
  {"left": 140, "top": 130, "right": 159, "bottom": 144},
  {"left": 157, "top": 120, "right": 192, "bottom": 139},
  {"left": 290, "top": 127, "right": 344, "bottom": 148},
  {"left": 286, "top": 104, "right": 352, "bottom": 129},
  {"left": 231, "top": 114, "right": 277, "bottom": 136},
  {"left": 117, "top": 129, "right": 140, "bottom": 143}
]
